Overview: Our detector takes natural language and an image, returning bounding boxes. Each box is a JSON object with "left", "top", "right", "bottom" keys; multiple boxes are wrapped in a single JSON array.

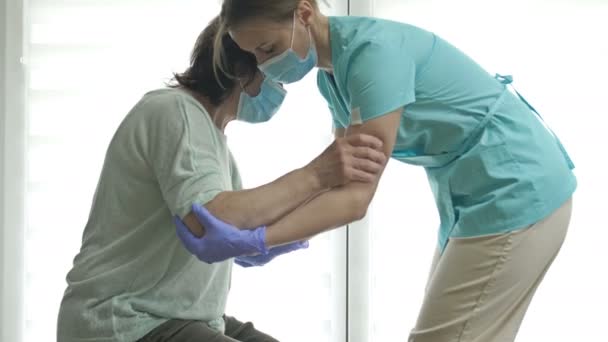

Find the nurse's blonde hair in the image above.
[{"left": 212, "top": 0, "right": 322, "bottom": 86}]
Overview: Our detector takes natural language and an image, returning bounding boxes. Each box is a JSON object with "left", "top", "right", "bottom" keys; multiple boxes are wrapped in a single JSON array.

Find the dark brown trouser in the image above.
[{"left": 138, "top": 315, "right": 279, "bottom": 342}]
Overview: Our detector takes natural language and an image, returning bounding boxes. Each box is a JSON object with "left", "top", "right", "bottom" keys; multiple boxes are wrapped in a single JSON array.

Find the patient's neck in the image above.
[{"left": 183, "top": 88, "right": 234, "bottom": 132}]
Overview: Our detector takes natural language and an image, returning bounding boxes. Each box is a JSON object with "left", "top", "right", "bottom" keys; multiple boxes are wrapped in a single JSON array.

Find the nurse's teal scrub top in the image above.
[{"left": 317, "top": 16, "right": 577, "bottom": 252}]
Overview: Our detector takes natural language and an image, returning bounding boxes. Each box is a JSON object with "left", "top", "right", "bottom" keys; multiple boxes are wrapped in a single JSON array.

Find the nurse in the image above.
[{"left": 174, "top": 1, "right": 577, "bottom": 341}]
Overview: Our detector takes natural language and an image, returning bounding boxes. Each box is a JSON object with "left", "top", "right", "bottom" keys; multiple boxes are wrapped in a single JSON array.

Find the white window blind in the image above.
[{"left": 21, "top": 0, "right": 347, "bottom": 341}]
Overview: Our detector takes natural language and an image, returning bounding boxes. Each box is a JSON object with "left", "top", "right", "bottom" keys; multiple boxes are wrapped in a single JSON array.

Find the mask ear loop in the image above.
[
  {"left": 237, "top": 78, "right": 247, "bottom": 97},
  {"left": 293, "top": 11, "right": 315, "bottom": 57},
  {"left": 236, "top": 78, "right": 249, "bottom": 120},
  {"left": 236, "top": 88, "right": 247, "bottom": 120},
  {"left": 238, "top": 73, "right": 255, "bottom": 94},
  {"left": 289, "top": 11, "right": 296, "bottom": 49}
]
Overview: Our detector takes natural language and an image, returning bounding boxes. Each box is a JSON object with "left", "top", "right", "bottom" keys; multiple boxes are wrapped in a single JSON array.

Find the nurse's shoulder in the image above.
[{"left": 330, "top": 16, "right": 435, "bottom": 78}]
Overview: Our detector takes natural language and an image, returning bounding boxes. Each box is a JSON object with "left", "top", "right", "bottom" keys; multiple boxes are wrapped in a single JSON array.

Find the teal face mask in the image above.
[
  {"left": 259, "top": 12, "right": 318, "bottom": 84},
  {"left": 236, "top": 77, "right": 287, "bottom": 123}
]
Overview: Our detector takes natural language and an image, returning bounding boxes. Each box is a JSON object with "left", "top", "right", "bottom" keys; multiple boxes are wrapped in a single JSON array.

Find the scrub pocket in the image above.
[
  {"left": 449, "top": 143, "right": 521, "bottom": 206},
  {"left": 447, "top": 142, "right": 539, "bottom": 237}
]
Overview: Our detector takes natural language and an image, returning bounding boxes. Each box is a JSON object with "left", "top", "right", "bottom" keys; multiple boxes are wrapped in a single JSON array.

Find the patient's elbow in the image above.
[{"left": 183, "top": 212, "right": 206, "bottom": 237}]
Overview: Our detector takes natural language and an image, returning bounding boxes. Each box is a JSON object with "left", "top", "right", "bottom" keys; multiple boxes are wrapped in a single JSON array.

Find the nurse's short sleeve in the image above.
[
  {"left": 346, "top": 41, "right": 416, "bottom": 122},
  {"left": 317, "top": 71, "right": 348, "bottom": 130},
  {"left": 144, "top": 93, "right": 226, "bottom": 219}
]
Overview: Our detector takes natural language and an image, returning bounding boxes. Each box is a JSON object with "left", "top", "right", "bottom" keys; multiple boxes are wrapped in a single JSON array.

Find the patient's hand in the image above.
[{"left": 307, "top": 133, "right": 386, "bottom": 189}]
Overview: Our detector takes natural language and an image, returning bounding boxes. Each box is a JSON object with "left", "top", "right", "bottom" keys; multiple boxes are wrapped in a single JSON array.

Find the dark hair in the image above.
[
  {"left": 169, "top": 16, "right": 258, "bottom": 106},
  {"left": 212, "top": 0, "right": 320, "bottom": 80}
]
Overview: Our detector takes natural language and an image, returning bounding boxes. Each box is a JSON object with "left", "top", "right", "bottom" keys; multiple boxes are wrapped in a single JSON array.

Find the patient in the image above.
[{"left": 56, "top": 16, "right": 386, "bottom": 342}]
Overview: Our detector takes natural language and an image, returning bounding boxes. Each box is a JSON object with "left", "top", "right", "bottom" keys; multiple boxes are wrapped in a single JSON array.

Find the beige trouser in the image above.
[{"left": 409, "top": 198, "right": 573, "bottom": 342}]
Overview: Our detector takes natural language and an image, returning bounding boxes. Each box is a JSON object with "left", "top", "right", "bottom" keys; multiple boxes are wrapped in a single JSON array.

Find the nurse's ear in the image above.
[{"left": 296, "top": 0, "right": 317, "bottom": 27}]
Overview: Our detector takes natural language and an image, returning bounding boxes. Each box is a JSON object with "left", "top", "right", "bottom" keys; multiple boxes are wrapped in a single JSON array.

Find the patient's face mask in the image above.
[{"left": 236, "top": 76, "right": 286, "bottom": 123}]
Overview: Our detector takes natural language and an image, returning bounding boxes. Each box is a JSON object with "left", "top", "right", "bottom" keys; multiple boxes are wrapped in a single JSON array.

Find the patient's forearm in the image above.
[
  {"left": 205, "top": 167, "right": 323, "bottom": 229},
  {"left": 264, "top": 182, "right": 373, "bottom": 247}
]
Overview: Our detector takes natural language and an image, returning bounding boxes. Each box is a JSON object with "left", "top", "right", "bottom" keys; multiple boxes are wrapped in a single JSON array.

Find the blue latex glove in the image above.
[
  {"left": 173, "top": 203, "right": 268, "bottom": 264},
  {"left": 235, "top": 240, "right": 309, "bottom": 268}
]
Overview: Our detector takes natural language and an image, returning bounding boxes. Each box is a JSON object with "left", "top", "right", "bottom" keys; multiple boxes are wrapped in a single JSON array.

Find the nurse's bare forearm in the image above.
[
  {"left": 204, "top": 167, "right": 323, "bottom": 229},
  {"left": 264, "top": 182, "right": 374, "bottom": 246}
]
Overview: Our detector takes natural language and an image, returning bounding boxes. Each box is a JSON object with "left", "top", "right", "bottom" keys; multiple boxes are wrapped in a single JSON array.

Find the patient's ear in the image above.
[{"left": 242, "top": 70, "right": 264, "bottom": 97}]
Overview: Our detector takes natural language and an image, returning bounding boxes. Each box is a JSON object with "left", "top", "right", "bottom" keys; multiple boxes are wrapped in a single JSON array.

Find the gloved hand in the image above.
[
  {"left": 235, "top": 240, "right": 309, "bottom": 267},
  {"left": 173, "top": 203, "right": 268, "bottom": 264}
]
